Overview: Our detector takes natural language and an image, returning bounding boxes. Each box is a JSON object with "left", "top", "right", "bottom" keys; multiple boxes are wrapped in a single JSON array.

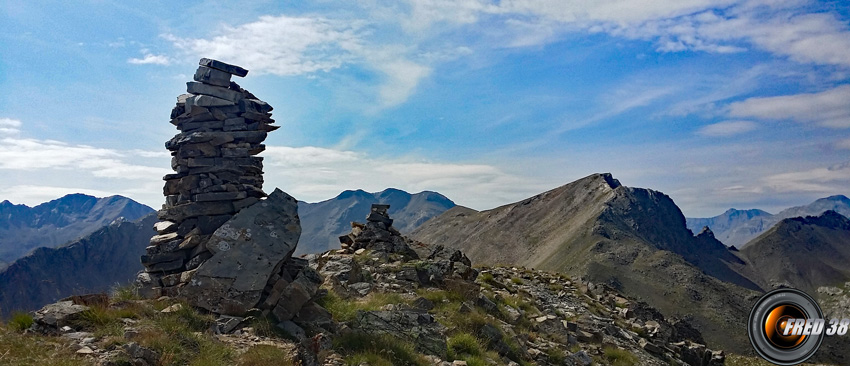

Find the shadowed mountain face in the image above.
[
  {"left": 0, "top": 194, "right": 153, "bottom": 267},
  {"left": 0, "top": 214, "right": 157, "bottom": 314},
  {"left": 296, "top": 188, "right": 455, "bottom": 255},
  {"left": 686, "top": 195, "right": 850, "bottom": 248},
  {"left": 739, "top": 211, "right": 850, "bottom": 293},
  {"left": 412, "top": 173, "right": 761, "bottom": 353}
]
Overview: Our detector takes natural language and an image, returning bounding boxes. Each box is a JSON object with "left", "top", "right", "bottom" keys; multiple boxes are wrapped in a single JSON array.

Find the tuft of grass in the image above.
[
  {"left": 335, "top": 333, "right": 429, "bottom": 366},
  {"left": 346, "top": 353, "right": 393, "bottom": 366},
  {"left": 604, "top": 347, "right": 638, "bottom": 366},
  {"left": 111, "top": 284, "right": 140, "bottom": 302},
  {"left": 478, "top": 272, "right": 499, "bottom": 287},
  {"left": 547, "top": 347, "right": 565, "bottom": 364},
  {"left": 511, "top": 277, "right": 524, "bottom": 285},
  {"left": 237, "top": 345, "right": 296, "bottom": 366},
  {"left": 7, "top": 312, "right": 34, "bottom": 332},
  {"left": 187, "top": 337, "right": 236, "bottom": 366},
  {"left": 416, "top": 289, "right": 466, "bottom": 312},
  {"left": 0, "top": 325, "right": 90, "bottom": 366},
  {"left": 317, "top": 291, "right": 405, "bottom": 322},
  {"left": 250, "top": 315, "right": 287, "bottom": 339},
  {"left": 447, "top": 332, "right": 483, "bottom": 360}
]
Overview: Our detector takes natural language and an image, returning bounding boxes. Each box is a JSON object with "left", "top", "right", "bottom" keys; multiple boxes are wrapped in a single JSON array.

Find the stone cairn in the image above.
[{"left": 137, "top": 59, "right": 329, "bottom": 335}]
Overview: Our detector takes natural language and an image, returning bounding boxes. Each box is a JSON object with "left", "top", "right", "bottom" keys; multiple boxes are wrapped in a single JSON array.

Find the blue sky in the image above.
[{"left": 1, "top": 0, "right": 849, "bottom": 217}]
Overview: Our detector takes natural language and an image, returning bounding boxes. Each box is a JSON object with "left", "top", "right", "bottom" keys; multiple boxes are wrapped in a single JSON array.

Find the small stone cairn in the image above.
[{"left": 136, "top": 59, "right": 329, "bottom": 334}]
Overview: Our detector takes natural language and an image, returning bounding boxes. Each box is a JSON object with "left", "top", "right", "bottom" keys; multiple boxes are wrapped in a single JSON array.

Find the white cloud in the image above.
[
  {"left": 837, "top": 139, "right": 850, "bottom": 150},
  {"left": 0, "top": 118, "right": 21, "bottom": 135},
  {"left": 0, "top": 138, "right": 169, "bottom": 180},
  {"left": 165, "top": 16, "right": 361, "bottom": 75},
  {"left": 376, "top": 59, "right": 431, "bottom": 107},
  {"left": 728, "top": 85, "right": 850, "bottom": 128},
  {"left": 394, "top": 0, "right": 850, "bottom": 68},
  {"left": 128, "top": 50, "right": 171, "bottom": 65},
  {"left": 165, "top": 15, "right": 431, "bottom": 107},
  {"left": 697, "top": 120, "right": 757, "bottom": 136},
  {"left": 262, "top": 145, "right": 540, "bottom": 210},
  {"left": 761, "top": 162, "right": 850, "bottom": 194}
]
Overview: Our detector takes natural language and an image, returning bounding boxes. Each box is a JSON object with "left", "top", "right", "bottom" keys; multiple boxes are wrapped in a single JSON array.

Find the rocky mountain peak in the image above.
[
  {"left": 697, "top": 226, "right": 715, "bottom": 239},
  {"left": 336, "top": 189, "right": 371, "bottom": 200},
  {"left": 821, "top": 195, "right": 850, "bottom": 203},
  {"left": 787, "top": 210, "right": 850, "bottom": 230},
  {"left": 599, "top": 172, "right": 622, "bottom": 189}
]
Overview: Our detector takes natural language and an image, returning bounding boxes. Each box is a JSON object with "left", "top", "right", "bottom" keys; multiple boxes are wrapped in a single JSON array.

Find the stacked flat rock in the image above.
[
  {"left": 337, "top": 204, "right": 418, "bottom": 259},
  {"left": 141, "top": 59, "right": 275, "bottom": 292}
]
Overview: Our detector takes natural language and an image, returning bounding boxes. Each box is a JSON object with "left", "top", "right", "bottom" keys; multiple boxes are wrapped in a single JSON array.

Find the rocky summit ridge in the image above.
[
  {"left": 411, "top": 173, "right": 761, "bottom": 354},
  {"left": 20, "top": 205, "right": 726, "bottom": 366}
]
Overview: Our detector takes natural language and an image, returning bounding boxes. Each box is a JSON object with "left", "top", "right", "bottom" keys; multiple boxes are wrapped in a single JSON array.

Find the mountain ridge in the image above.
[
  {"left": 0, "top": 213, "right": 157, "bottom": 314},
  {"left": 296, "top": 188, "right": 455, "bottom": 255},
  {"left": 686, "top": 194, "right": 849, "bottom": 247},
  {"left": 737, "top": 210, "right": 850, "bottom": 294},
  {"left": 412, "top": 173, "right": 761, "bottom": 353},
  {"left": 0, "top": 194, "right": 154, "bottom": 268}
]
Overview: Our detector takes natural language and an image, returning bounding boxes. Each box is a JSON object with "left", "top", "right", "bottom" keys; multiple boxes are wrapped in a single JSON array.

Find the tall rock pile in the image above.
[
  {"left": 141, "top": 58, "right": 274, "bottom": 285},
  {"left": 138, "top": 59, "right": 328, "bottom": 332}
]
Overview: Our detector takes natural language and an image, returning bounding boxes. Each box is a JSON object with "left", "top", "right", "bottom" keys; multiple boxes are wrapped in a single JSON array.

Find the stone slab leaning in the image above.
[{"left": 181, "top": 188, "right": 301, "bottom": 315}]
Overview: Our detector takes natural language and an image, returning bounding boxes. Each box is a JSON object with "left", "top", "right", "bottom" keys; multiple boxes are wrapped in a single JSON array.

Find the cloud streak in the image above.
[
  {"left": 728, "top": 85, "right": 850, "bottom": 128},
  {"left": 0, "top": 118, "right": 22, "bottom": 136},
  {"left": 697, "top": 120, "right": 757, "bottom": 136},
  {"left": 128, "top": 50, "right": 171, "bottom": 65}
]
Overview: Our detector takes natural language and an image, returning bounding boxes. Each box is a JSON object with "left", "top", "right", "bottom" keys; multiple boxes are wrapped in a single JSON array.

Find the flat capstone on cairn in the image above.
[{"left": 136, "top": 58, "right": 331, "bottom": 336}]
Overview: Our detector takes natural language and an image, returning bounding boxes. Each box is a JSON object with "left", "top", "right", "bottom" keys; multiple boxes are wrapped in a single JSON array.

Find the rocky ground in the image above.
[{"left": 2, "top": 210, "right": 734, "bottom": 366}]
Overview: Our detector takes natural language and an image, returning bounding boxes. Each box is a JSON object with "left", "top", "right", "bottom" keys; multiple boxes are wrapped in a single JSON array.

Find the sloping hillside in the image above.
[
  {"left": 412, "top": 173, "right": 761, "bottom": 353},
  {"left": 740, "top": 210, "right": 850, "bottom": 293}
]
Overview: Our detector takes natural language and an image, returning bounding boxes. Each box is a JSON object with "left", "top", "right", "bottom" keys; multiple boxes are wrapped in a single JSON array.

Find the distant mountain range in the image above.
[
  {"left": 0, "top": 194, "right": 153, "bottom": 269},
  {"left": 296, "top": 188, "right": 455, "bottom": 255},
  {"left": 686, "top": 195, "right": 850, "bottom": 248},
  {"left": 0, "top": 188, "right": 453, "bottom": 312},
  {"left": 0, "top": 213, "right": 157, "bottom": 314},
  {"left": 3, "top": 182, "right": 849, "bottom": 362}
]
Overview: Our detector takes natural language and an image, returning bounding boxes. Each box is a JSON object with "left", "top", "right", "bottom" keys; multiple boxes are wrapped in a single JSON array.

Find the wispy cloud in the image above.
[
  {"left": 697, "top": 120, "right": 757, "bottom": 136},
  {"left": 728, "top": 85, "right": 850, "bottom": 128},
  {"left": 165, "top": 16, "right": 361, "bottom": 75},
  {"left": 164, "top": 15, "right": 431, "bottom": 107},
  {"left": 0, "top": 118, "right": 21, "bottom": 136},
  {"left": 128, "top": 50, "right": 171, "bottom": 65},
  {"left": 761, "top": 162, "right": 850, "bottom": 194},
  {"left": 837, "top": 139, "right": 850, "bottom": 150},
  {"left": 0, "top": 137, "right": 168, "bottom": 180}
]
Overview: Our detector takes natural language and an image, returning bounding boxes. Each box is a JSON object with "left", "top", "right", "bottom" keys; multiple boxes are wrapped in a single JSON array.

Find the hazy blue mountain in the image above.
[
  {"left": 686, "top": 195, "right": 849, "bottom": 247},
  {"left": 0, "top": 194, "right": 154, "bottom": 266},
  {"left": 0, "top": 213, "right": 157, "bottom": 314},
  {"left": 296, "top": 188, "right": 455, "bottom": 255},
  {"left": 686, "top": 209, "right": 775, "bottom": 248}
]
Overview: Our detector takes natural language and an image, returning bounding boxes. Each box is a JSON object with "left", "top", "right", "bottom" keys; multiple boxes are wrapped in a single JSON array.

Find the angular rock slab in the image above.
[{"left": 182, "top": 188, "right": 301, "bottom": 315}]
